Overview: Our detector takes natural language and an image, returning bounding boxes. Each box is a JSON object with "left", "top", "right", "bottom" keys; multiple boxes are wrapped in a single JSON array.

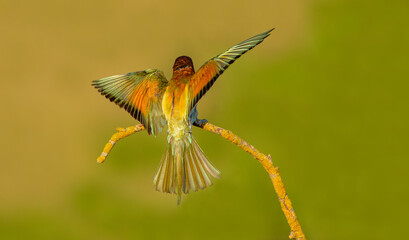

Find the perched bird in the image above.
[{"left": 92, "top": 28, "right": 273, "bottom": 202}]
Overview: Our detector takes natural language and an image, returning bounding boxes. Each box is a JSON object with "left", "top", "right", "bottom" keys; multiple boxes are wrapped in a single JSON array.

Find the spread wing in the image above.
[
  {"left": 92, "top": 69, "right": 168, "bottom": 136},
  {"left": 188, "top": 28, "right": 274, "bottom": 110}
]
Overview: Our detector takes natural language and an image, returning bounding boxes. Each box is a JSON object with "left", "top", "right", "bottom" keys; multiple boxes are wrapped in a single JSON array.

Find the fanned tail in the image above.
[{"left": 153, "top": 134, "right": 220, "bottom": 203}]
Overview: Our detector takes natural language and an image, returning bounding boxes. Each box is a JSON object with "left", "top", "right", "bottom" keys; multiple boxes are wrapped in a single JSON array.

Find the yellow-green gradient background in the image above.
[{"left": 1, "top": 0, "right": 408, "bottom": 239}]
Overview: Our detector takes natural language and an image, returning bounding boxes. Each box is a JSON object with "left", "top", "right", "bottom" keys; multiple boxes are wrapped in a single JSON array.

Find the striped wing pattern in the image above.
[
  {"left": 189, "top": 28, "right": 274, "bottom": 110},
  {"left": 92, "top": 69, "right": 168, "bottom": 136}
]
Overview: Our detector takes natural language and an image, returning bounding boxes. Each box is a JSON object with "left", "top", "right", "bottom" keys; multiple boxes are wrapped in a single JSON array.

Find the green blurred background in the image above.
[{"left": 1, "top": 0, "right": 408, "bottom": 239}]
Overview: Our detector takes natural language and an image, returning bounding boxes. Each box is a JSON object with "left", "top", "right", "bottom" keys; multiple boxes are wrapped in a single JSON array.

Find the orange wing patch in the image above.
[
  {"left": 191, "top": 60, "right": 219, "bottom": 101},
  {"left": 92, "top": 69, "right": 168, "bottom": 136}
]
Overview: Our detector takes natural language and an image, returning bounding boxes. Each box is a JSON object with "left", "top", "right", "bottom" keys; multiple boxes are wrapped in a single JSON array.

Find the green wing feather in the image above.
[
  {"left": 92, "top": 69, "right": 168, "bottom": 136},
  {"left": 189, "top": 28, "right": 274, "bottom": 110}
]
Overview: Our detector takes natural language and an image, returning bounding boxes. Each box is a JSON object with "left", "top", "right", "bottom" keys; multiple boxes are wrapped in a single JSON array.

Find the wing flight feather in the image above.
[
  {"left": 92, "top": 69, "right": 168, "bottom": 136},
  {"left": 189, "top": 28, "right": 274, "bottom": 110}
]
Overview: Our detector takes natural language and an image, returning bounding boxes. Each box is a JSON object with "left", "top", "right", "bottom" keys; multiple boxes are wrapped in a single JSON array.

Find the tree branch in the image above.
[
  {"left": 198, "top": 122, "right": 306, "bottom": 240},
  {"left": 96, "top": 125, "right": 145, "bottom": 163},
  {"left": 96, "top": 122, "right": 306, "bottom": 240}
]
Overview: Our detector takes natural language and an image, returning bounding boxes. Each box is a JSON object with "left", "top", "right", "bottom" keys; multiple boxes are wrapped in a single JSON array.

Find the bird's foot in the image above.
[{"left": 193, "top": 118, "right": 208, "bottom": 128}]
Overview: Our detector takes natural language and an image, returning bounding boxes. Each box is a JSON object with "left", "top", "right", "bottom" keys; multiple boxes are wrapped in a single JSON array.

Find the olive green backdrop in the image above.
[{"left": 1, "top": 0, "right": 408, "bottom": 239}]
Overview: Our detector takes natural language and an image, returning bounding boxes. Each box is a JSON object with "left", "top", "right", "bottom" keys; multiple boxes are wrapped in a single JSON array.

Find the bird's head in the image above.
[{"left": 172, "top": 56, "right": 195, "bottom": 74}]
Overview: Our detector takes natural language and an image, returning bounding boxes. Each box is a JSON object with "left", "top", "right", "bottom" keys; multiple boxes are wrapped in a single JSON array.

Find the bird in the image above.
[{"left": 92, "top": 28, "right": 273, "bottom": 203}]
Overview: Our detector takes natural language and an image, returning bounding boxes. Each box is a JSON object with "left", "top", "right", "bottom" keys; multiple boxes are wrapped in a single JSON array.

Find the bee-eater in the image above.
[{"left": 92, "top": 28, "right": 273, "bottom": 202}]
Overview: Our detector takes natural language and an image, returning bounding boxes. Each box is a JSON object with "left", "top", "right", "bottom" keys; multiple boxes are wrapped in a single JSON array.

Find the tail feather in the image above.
[
  {"left": 154, "top": 134, "right": 220, "bottom": 201},
  {"left": 193, "top": 140, "right": 220, "bottom": 179},
  {"left": 189, "top": 143, "right": 212, "bottom": 190}
]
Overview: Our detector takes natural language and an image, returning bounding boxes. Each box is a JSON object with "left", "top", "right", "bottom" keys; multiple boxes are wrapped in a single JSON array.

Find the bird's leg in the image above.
[{"left": 189, "top": 105, "right": 208, "bottom": 128}]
